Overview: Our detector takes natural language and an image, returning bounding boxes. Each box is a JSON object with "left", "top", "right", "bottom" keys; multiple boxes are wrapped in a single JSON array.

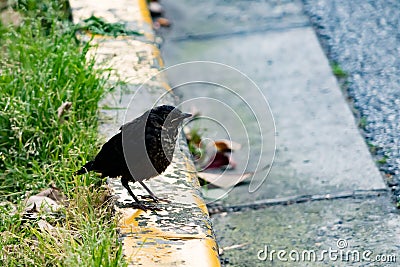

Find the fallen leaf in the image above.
[
  {"left": 24, "top": 196, "right": 60, "bottom": 213},
  {"left": 37, "top": 184, "right": 66, "bottom": 203},
  {"left": 204, "top": 151, "right": 236, "bottom": 170},
  {"left": 197, "top": 171, "right": 253, "bottom": 188},
  {"left": 156, "top": 17, "right": 171, "bottom": 27},
  {"left": 195, "top": 139, "right": 239, "bottom": 170},
  {"left": 214, "top": 139, "right": 241, "bottom": 152},
  {"left": 57, "top": 101, "right": 72, "bottom": 122}
]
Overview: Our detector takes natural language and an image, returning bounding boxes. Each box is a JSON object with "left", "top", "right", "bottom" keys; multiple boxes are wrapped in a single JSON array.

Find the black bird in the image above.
[{"left": 75, "top": 105, "right": 191, "bottom": 210}]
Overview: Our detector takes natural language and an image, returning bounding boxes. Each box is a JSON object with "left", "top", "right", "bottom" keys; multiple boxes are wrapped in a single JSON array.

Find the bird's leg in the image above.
[
  {"left": 121, "top": 177, "right": 148, "bottom": 210},
  {"left": 138, "top": 181, "right": 159, "bottom": 202},
  {"left": 138, "top": 181, "right": 170, "bottom": 203}
]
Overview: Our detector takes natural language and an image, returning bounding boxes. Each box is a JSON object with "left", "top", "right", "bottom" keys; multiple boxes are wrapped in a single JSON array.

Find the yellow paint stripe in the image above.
[
  {"left": 137, "top": 0, "right": 155, "bottom": 41},
  {"left": 138, "top": 0, "right": 153, "bottom": 25}
]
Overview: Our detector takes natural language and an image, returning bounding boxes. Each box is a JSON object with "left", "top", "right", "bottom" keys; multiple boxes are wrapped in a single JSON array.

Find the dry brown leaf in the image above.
[
  {"left": 37, "top": 184, "right": 66, "bottom": 204},
  {"left": 156, "top": 17, "right": 171, "bottom": 27},
  {"left": 214, "top": 139, "right": 242, "bottom": 152},
  {"left": 57, "top": 101, "right": 72, "bottom": 122}
]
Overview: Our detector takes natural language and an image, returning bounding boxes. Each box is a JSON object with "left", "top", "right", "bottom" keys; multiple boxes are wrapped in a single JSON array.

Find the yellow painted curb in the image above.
[
  {"left": 137, "top": 0, "right": 168, "bottom": 87},
  {"left": 138, "top": 0, "right": 153, "bottom": 26},
  {"left": 115, "top": 151, "right": 221, "bottom": 266},
  {"left": 137, "top": 0, "right": 156, "bottom": 43}
]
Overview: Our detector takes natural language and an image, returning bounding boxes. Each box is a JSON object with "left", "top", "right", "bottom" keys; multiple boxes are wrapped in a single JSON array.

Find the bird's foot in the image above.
[
  {"left": 139, "top": 195, "right": 170, "bottom": 203},
  {"left": 157, "top": 197, "right": 171, "bottom": 203},
  {"left": 130, "top": 202, "right": 161, "bottom": 211}
]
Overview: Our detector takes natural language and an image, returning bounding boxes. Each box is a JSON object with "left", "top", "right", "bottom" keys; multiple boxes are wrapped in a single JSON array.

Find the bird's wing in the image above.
[
  {"left": 92, "top": 132, "right": 126, "bottom": 176},
  {"left": 93, "top": 111, "right": 164, "bottom": 179},
  {"left": 121, "top": 118, "right": 159, "bottom": 180},
  {"left": 120, "top": 110, "right": 150, "bottom": 130}
]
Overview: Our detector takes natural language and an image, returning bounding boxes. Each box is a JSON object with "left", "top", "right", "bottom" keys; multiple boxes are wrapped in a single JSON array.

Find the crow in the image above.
[{"left": 75, "top": 105, "right": 191, "bottom": 210}]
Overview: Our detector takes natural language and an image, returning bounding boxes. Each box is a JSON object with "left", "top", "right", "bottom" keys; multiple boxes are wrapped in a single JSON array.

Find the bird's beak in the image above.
[
  {"left": 171, "top": 113, "right": 192, "bottom": 123},
  {"left": 180, "top": 113, "right": 192, "bottom": 119}
]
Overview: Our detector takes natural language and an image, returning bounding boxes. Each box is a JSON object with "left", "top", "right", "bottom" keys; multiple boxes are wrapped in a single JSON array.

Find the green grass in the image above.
[
  {"left": 78, "top": 15, "right": 143, "bottom": 37},
  {"left": 331, "top": 62, "right": 348, "bottom": 78},
  {"left": 187, "top": 127, "right": 206, "bottom": 159},
  {"left": 377, "top": 156, "right": 388, "bottom": 165},
  {"left": 0, "top": 1, "right": 126, "bottom": 266},
  {"left": 358, "top": 116, "right": 367, "bottom": 129},
  {"left": 366, "top": 141, "right": 378, "bottom": 155}
]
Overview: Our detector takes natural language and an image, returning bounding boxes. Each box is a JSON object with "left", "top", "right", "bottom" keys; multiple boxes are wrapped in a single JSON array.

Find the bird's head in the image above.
[{"left": 152, "top": 105, "right": 192, "bottom": 128}]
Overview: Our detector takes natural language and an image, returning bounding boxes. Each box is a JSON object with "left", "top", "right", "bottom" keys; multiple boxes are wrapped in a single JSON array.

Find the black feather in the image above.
[{"left": 75, "top": 105, "right": 191, "bottom": 210}]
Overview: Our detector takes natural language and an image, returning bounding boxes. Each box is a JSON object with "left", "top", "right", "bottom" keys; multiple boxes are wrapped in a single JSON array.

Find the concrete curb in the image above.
[{"left": 69, "top": 0, "right": 220, "bottom": 266}]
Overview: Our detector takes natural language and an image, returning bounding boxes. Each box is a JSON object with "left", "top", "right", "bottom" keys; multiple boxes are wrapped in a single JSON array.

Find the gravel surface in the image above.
[{"left": 302, "top": 0, "right": 400, "bottom": 203}]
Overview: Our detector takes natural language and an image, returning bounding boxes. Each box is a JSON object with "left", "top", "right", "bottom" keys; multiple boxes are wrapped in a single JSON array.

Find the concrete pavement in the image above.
[{"left": 160, "top": 0, "right": 400, "bottom": 266}]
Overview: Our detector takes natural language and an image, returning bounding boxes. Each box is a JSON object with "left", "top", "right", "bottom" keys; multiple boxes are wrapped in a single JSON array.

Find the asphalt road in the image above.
[{"left": 302, "top": 0, "right": 400, "bottom": 203}]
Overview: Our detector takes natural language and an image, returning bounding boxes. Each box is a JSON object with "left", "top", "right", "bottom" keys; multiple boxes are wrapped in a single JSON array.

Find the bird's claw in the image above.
[
  {"left": 151, "top": 196, "right": 160, "bottom": 203},
  {"left": 139, "top": 195, "right": 171, "bottom": 203},
  {"left": 130, "top": 202, "right": 148, "bottom": 211},
  {"left": 130, "top": 202, "right": 161, "bottom": 211}
]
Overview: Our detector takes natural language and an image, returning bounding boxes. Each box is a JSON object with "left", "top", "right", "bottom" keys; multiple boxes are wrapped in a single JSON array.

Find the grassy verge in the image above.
[{"left": 0, "top": 1, "right": 125, "bottom": 266}]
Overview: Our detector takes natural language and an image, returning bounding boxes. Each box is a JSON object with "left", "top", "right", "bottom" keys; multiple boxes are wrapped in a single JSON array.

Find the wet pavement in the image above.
[{"left": 159, "top": 0, "right": 400, "bottom": 266}]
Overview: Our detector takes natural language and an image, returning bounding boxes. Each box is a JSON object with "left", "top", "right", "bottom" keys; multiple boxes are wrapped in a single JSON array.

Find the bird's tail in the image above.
[{"left": 75, "top": 161, "right": 94, "bottom": 175}]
